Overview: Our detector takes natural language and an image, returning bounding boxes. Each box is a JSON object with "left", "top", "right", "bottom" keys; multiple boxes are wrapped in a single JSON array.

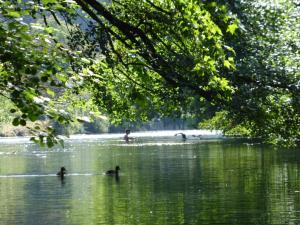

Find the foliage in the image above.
[
  {"left": 0, "top": 0, "right": 298, "bottom": 147},
  {"left": 0, "top": 95, "right": 15, "bottom": 124},
  {"left": 199, "top": 111, "right": 252, "bottom": 136},
  {"left": 0, "top": 0, "right": 77, "bottom": 146},
  {"left": 202, "top": 0, "right": 300, "bottom": 147},
  {"left": 0, "top": 0, "right": 237, "bottom": 146},
  {"left": 68, "top": 0, "right": 238, "bottom": 122}
]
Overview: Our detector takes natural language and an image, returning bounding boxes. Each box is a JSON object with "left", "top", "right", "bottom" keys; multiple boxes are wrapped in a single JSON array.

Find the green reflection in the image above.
[{"left": 0, "top": 139, "right": 300, "bottom": 225}]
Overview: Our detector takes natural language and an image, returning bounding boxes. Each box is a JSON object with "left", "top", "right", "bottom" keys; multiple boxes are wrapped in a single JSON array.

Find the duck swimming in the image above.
[
  {"left": 175, "top": 133, "right": 187, "bottom": 141},
  {"left": 57, "top": 167, "right": 67, "bottom": 178},
  {"left": 106, "top": 166, "right": 120, "bottom": 176}
]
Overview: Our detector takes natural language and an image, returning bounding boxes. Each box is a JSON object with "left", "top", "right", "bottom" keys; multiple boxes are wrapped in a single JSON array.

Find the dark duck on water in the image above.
[
  {"left": 175, "top": 133, "right": 187, "bottom": 141},
  {"left": 57, "top": 167, "right": 67, "bottom": 178},
  {"left": 106, "top": 166, "right": 120, "bottom": 176}
]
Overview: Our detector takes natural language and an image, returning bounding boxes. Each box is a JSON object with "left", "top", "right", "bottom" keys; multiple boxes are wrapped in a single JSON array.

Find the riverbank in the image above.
[{"left": 0, "top": 124, "right": 31, "bottom": 137}]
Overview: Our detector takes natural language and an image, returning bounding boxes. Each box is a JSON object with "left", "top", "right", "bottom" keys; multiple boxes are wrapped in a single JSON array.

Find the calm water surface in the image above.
[{"left": 0, "top": 132, "right": 300, "bottom": 225}]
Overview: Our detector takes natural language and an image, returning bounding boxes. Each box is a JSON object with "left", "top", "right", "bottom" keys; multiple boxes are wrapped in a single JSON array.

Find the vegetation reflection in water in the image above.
[{"left": 0, "top": 137, "right": 300, "bottom": 225}]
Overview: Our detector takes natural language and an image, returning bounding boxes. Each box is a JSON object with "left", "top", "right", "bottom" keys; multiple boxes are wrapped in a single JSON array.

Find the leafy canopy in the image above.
[
  {"left": 0, "top": 0, "right": 237, "bottom": 146},
  {"left": 200, "top": 0, "right": 300, "bottom": 147}
]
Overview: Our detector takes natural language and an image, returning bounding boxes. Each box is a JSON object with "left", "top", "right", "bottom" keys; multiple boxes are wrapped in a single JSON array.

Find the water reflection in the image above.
[{"left": 0, "top": 137, "right": 299, "bottom": 224}]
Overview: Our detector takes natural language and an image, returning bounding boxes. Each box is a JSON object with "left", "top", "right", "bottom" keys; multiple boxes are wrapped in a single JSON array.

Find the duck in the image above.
[
  {"left": 56, "top": 167, "right": 67, "bottom": 178},
  {"left": 175, "top": 133, "right": 187, "bottom": 140},
  {"left": 106, "top": 166, "right": 120, "bottom": 176}
]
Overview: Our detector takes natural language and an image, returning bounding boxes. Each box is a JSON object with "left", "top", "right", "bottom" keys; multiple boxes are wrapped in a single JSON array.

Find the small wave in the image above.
[
  {"left": 113, "top": 142, "right": 191, "bottom": 147},
  {"left": 0, "top": 174, "right": 56, "bottom": 178},
  {"left": 66, "top": 173, "right": 93, "bottom": 176},
  {"left": 0, "top": 173, "right": 94, "bottom": 178}
]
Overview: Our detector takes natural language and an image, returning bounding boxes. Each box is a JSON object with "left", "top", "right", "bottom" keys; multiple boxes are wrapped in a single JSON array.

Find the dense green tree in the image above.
[{"left": 201, "top": 0, "right": 299, "bottom": 146}]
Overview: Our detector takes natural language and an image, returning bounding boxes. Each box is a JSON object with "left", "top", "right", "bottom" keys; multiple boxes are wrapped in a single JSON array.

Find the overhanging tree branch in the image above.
[{"left": 74, "top": 0, "right": 215, "bottom": 101}]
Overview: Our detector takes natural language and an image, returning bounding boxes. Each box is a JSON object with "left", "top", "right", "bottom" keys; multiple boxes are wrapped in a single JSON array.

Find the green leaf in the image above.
[
  {"left": 226, "top": 23, "right": 238, "bottom": 35},
  {"left": 12, "top": 118, "right": 19, "bottom": 126},
  {"left": 10, "top": 109, "right": 17, "bottom": 113},
  {"left": 19, "top": 119, "right": 26, "bottom": 126},
  {"left": 46, "top": 88, "right": 55, "bottom": 97},
  {"left": 204, "top": 56, "right": 211, "bottom": 62},
  {"left": 44, "top": 27, "right": 54, "bottom": 34},
  {"left": 81, "top": 58, "right": 91, "bottom": 64},
  {"left": 7, "top": 11, "right": 21, "bottom": 18},
  {"left": 55, "top": 74, "right": 67, "bottom": 82},
  {"left": 46, "top": 137, "right": 54, "bottom": 148},
  {"left": 224, "top": 60, "right": 231, "bottom": 69},
  {"left": 28, "top": 113, "right": 39, "bottom": 122}
]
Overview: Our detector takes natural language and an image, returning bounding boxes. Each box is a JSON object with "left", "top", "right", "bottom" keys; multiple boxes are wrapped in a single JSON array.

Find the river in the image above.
[{"left": 0, "top": 130, "right": 299, "bottom": 225}]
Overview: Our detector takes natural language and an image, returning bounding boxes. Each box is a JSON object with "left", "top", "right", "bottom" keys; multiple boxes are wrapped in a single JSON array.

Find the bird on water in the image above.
[
  {"left": 57, "top": 167, "right": 67, "bottom": 178},
  {"left": 106, "top": 166, "right": 120, "bottom": 176},
  {"left": 175, "top": 133, "right": 187, "bottom": 141}
]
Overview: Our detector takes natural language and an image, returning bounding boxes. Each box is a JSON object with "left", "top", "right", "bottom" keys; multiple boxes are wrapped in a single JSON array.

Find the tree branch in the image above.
[{"left": 75, "top": 0, "right": 215, "bottom": 101}]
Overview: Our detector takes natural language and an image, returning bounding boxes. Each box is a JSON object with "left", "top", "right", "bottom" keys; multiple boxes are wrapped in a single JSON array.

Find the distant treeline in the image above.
[
  {"left": 0, "top": 95, "right": 198, "bottom": 137},
  {"left": 0, "top": 118, "right": 197, "bottom": 137},
  {"left": 53, "top": 117, "right": 198, "bottom": 135}
]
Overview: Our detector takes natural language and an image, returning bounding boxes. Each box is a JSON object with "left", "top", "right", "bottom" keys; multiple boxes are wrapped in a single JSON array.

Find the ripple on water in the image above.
[{"left": 0, "top": 173, "right": 94, "bottom": 178}]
